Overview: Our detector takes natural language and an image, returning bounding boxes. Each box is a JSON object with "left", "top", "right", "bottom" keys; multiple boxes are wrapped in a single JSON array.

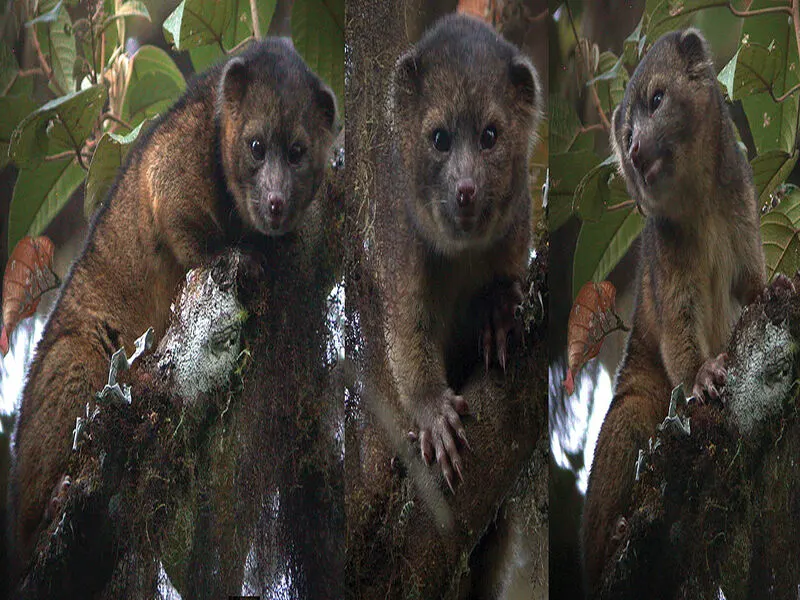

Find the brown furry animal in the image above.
[
  {"left": 582, "top": 29, "right": 765, "bottom": 595},
  {"left": 7, "top": 38, "right": 336, "bottom": 588},
  {"left": 383, "top": 14, "right": 542, "bottom": 490}
]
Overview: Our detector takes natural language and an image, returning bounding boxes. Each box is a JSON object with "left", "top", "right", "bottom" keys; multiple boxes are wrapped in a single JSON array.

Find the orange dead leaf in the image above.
[
  {"left": 564, "top": 281, "right": 628, "bottom": 395},
  {"left": 1, "top": 236, "right": 59, "bottom": 356},
  {"left": 457, "top": 0, "right": 489, "bottom": 20}
]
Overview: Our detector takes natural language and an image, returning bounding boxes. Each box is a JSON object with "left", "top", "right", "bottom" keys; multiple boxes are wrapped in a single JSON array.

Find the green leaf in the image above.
[
  {"left": 548, "top": 150, "right": 600, "bottom": 231},
  {"left": 644, "top": 0, "right": 721, "bottom": 43},
  {"left": 718, "top": 43, "right": 783, "bottom": 101},
  {"left": 751, "top": 150, "right": 798, "bottom": 210},
  {"left": 0, "top": 95, "right": 37, "bottom": 169},
  {"left": 761, "top": 189, "right": 800, "bottom": 280},
  {"left": 167, "top": 0, "right": 276, "bottom": 70},
  {"left": 0, "top": 43, "right": 18, "bottom": 94},
  {"left": 549, "top": 93, "right": 581, "bottom": 154},
  {"left": 8, "top": 157, "right": 85, "bottom": 251},
  {"left": 122, "top": 46, "right": 185, "bottom": 125},
  {"left": 623, "top": 19, "right": 644, "bottom": 67},
  {"left": 573, "top": 205, "right": 644, "bottom": 299},
  {"left": 84, "top": 120, "right": 149, "bottom": 218},
  {"left": 292, "top": 0, "right": 345, "bottom": 117},
  {"left": 103, "top": 0, "right": 151, "bottom": 28},
  {"left": 188, "top": 44, "right": 226, "bottom": 72},
  {"left": 588, "top": 52, "right": 629, "bottom": 116},
  {"left": 575, "top": 156, "right": 630, "bottom": 223},
  {"left": 739, "top": 1, "right": 799, "bottom": 154},
  {"left": 164, "top": 0, "right": 250, "bottom": 51},
  {"left": 29, "top": 1, "right": 77, "bottom": 95},
  {"left": 9, "top": 84, "right": 107, "bottom": 168}
]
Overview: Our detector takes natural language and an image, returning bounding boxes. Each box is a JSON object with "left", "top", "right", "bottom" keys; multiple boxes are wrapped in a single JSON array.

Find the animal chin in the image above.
[
  {"left": 264, "top": 217, "right": 289, "bottom": 236},
  {"left": 454, "top": 214, "right": 479, "bottom": 234}
]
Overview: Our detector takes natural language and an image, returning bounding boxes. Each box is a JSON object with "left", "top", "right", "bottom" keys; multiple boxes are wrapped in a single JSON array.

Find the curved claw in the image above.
[
  {"left": 412, "top": 389, "right": 470, "bottom": 491},
  {"left": 479, "top": 280, "right": 522, "bottom": 371},
  {"left": 693, "top": 353, "right": 728, "bottom": 403}
]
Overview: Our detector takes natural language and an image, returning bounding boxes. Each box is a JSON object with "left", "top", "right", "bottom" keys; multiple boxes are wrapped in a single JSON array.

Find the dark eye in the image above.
[
  {"left": 480, "top": 125, "right": 497, "bottom": 150},
  {"left": 432, "top": 129, "right": 451, "bottom": 152},
  {"left": 651, "top": 90, "right": 664, "bottom": 111},
  {"left": 625, "top": 130, "right": 633, "bottom": 149},
  {"left": 250, "top": 138, "right": 265, "bottom": 161},
  {"left": 288, "top": 142, "right": 305, "bottom": 165}
]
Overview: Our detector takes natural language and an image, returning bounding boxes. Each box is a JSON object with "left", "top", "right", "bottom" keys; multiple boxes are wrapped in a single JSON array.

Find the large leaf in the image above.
[
  {"left": 164, "top": 0, "right": 274, "bottom": 53},
  {"left": 84, "top": 120, "right": 149, "bottom": 218},
  {"left": 29, "top": 1, "right": 77, "bottom": 95},
  {"left": 718, "top": 43, "right": 782, "bottom": 101},
  {"left": 187, "top": 0, "right": 277, "bottom": 71},
  {"left": 292, "top": 0, "right": 344, "bottom": 117},
  {"left": 575, "top": 156, "right": 630, "bottom": 223},
  {"left": 588, "top": 52, "right": 628, "bottom": 116},
  {"left": 644, "top": 0, "right": 723, "bottom": 43},
  {"left": 9, "top": 84, "right": 107, "bottom": 168},
  {"left": 623, "top": 19, "right": 645, "bottom": 67},
  {"left": 573, "top": 204, "right": 644, "bottom": 299},
  {"left": 8, "top": 157, "right": 85, "bottom": 251},
  {"left": 122, "top": 46, "right": 185, "bottom": 125},
  {"left": 548, "top": 150, "right": 600, "bottom": 231},
  {"left": 738, "top": 1, "right": 799, "bottom": 154},
  {"left": 751, "top": 150, "right": 798, "bottom": 210},
  {"left": 103, "top": 0, "right": 151, "bottom": 29},
  {"left": 0, "top": 95, "right": 37, "bottom": 169},
  {"left": 163, "top": 0, "right": 228, "bottom": 50},
  {"left": 761, "top": 190, "right": 800, "bottom": 280}
]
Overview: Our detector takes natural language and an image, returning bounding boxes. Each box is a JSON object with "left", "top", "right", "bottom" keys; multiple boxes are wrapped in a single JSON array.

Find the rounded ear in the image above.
[
  {"left": 391, "top": 51, "right": 420, "bottom": 115},
  {"left": 678, "top": 28, "right": 712, "bottom": 78},
  {"left": 316, "top": 83, "right": 337, "bottom": 131},
  {"left": 219, "top": 57, "right": 248, "bottom": 108},
  {"left": 509, "top": 55, "right": 539, "bottom": 110}
]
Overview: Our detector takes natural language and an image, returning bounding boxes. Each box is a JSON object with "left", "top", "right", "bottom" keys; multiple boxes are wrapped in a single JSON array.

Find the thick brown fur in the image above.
[
  {"left": 7, "top": 38, "right": 336, "bottom": 589},
  {"left": 382, "top": 14, "right": 542, "bottom": 490},
  {"left": 582, "top": 29, "right": 765, "bottom": 596}
]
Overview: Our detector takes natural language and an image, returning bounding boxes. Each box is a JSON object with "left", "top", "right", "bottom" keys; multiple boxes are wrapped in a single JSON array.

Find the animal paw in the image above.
[
  {"left": 692, "top": 353, "right": 727, "bottom": 402},
  {"left": 410, "top": 389, "right": 470, "bottom": 493},
  {"left": 45, "top": 475, "right": 72, "bottom": 522},
  {"left": 481, "top": 279, "right": 523, "bottom": 371}
]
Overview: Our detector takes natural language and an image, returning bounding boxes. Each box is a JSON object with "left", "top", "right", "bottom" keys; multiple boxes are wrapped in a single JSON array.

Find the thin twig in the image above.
[
  {"left": 88, "top": 6, "right": 98, "bottom": 85},
  {"left": 565, "top": 0, "right": 612, "bottom": 132},
  {"left": 579, "top": 123, "right": 606, "bottom": 134},
  {"left": 226, "top": 35, "right": 255, "bottom": 55},
  {"left": 606, "top": 199, "right": 636, "bottom": 212},
  {"left": 1, "top": 72, "right": 17, "bottom": 95},
  {"left": 56, "top": 114, "right": 88, "bottom": 170},
  {"left": 667, "top": 1, "right": 791, "bottom": 18},
  {"left": 29, "top": 27, "right": 65, "bottom": 96},
  {"left": 43, "top": 150, "right": 78, "bottom": 162},
  {"left": 771, "top": 82, "right": 800, "bottom": 103},
  {"left": 250, "top": 0, "right": 261, "bottom": 38},
  {"left": 102, "top": 113, "right": 133, "bottom": 131},
  {"left": 18, "top": 68, "right": 44, "bottom": 77}
]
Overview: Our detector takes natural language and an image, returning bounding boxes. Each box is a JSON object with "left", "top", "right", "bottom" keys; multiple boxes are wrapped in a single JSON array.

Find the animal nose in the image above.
[
  {"left": 629, "top": 140, "right": 641, "bottom": 168},
  {"left": 267, "top": 193, "right": 284, "bottom": 219},
  {"left": 457, "top": 180, "right": 476, "bottom": 208}
]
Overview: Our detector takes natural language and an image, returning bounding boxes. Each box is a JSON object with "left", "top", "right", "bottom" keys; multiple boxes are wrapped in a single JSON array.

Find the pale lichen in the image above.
[{"left": 726, "top": 315, "right": 796, "bottom": 436}]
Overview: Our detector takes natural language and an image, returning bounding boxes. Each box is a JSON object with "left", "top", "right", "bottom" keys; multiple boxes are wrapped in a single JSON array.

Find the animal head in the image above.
[
  {"left": 390, "top": 14, "right": 541, "bottom": 254},
  {"left": 217, "top": 38, "right": 337, "bottom": 236}
]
